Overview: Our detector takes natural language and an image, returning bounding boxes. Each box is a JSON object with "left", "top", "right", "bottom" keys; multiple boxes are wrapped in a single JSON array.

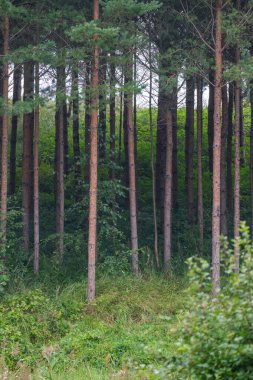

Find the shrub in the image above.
[{"left": 160, "top": 222, "right": 253, "bottom": 379}]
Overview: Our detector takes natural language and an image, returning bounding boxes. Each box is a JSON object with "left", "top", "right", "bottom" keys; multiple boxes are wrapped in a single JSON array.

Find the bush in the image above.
[{"left": 160, "top": 222, "right": 253, "bottom": 379}]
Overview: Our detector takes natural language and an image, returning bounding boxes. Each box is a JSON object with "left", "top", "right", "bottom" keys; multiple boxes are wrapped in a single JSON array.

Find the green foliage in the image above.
[
  {"left": 159, "top": 223, "right": 253, "bottom": 379},
  {"left": 0, "top": 275, "right": 184, "bottom": 378}
]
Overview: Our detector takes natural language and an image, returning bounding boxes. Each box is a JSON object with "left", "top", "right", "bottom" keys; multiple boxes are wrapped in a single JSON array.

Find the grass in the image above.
[{"left": 0, "top": 274, "right": 186, "bottom": 379}]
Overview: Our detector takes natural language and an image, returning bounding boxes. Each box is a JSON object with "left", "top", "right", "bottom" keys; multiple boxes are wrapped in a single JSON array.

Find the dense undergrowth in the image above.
[{"left": 0, "top": 274, "right": 185, "bottom": 379}]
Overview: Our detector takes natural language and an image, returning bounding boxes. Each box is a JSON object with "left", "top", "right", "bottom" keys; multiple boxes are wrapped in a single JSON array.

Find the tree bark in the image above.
[
  {"left": 212, "top": 0, "right": 222, "bottom": 294},
  {"left": 220, "top": 83, "right": 228, "bottom": 236},
  {"left": 0, "top": 16, "right": 9, "bottom": 248},
  {"left": 208, "top": 70, "right": 215, "bottom": 174},
  {"left": 149, "top": 39, "right": 159, "bottom": 268},
  {"left": 227, "top": 82, "right": 233, "bottom": 214},
  {"left": 72, "top": 67, "right": 81, "bottom": 200},
  {"left": 87, "top": 0, "right": 100, "bottom": 302},
  {"left": 163, "top": 104, "right": 173, "bottom": 270},
  {"left": 33, "top": 61, "right": 40, "bottom": 274},
  {"left": 118, "top": 86, "right": 123, "bottom": 162},
  {"left": 197, "top": 77, "right": 203, "bottom": 255},
  {"left": 185, "top": 77, "right": 194, "bottom": 226},
  {"left": 22, "top": 61, "right": 34, "bottom": 252},
  {"left": 234, "top": 2, "right": 241, "bottom": 271},
  {"left": 9, "top": 64, "right": 22, "bottom": 195},
  {"left": 127, "top": 56, "right": 138, "bottom": 275},
  {"left": 172, "top": 86, "right": 178, "bottom": 209},
  {"left": 55, "top": 63, "right": 65, "bottom": 262}
]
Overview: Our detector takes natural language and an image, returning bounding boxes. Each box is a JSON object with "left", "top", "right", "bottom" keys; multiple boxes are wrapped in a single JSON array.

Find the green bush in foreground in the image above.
[{"left": 161, "top": 222, "right": 253, "bottom": 380}]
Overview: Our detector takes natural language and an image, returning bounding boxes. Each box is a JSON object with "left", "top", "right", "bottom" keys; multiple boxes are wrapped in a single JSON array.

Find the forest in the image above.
[{"left": 1, "top": 0, "right": 253, "bottom": 378}]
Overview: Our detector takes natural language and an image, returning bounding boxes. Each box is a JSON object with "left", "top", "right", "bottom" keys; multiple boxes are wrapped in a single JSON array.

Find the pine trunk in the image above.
[
  {"left": 234, "top": 12, "right": 241, "bottom": 271},
  {"left": 212, "top": 0, "right": 222, "bottom": 294},
  {"left": 163, "top": 104, "right": 173, "bottom": 270},
  {"left": 127, "top": 57, "right": 138, "bottom": 275},
  {"left": 185, "top": 77, "right": 194, "bottom": 226},
  {"left": 87, "top": 0, "right": 100, "bottom": 302},
  {"left": 172, "top": 87, "right": 178, "bottom": 209},
  {"left": 33, "top": 62, "right": 40, "bottom": 274},
  {"left": 197, "top": 77, "right": 203, "bottom": 255}
]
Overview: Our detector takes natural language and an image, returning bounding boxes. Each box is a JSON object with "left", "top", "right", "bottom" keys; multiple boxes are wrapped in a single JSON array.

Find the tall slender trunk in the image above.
[
  {"left": 72, "top": 67, "right": 81, "bottom": 200},
  {"left": 172, "top": 86, "right": 178, "bottom": 209},
  {"left": 127, "top": 56, "right": 138, "bottom": 275},
  {"left": 109, "top": 56, "right": 116, "bottom": 180},
  {"left": 212, "top": 0, "right": 222, "bottom": 294},
  {"left": 220, "top": 83, "right": 228, "bottom": 236},
  {"left": 99, "top": 55, "right": 106, "bottom": 160},
  {"left": 208, "top": 70, "right": 215, "bottom": 174},
  {"left": 156, "top": 73, "right": 167, "bottom": 209},
  {"left": 33, "top": 61, "right": 40, "bottom": 274},
  {"left": 227, "top": 82, "right": 233, "bottom": 214},
  {"left": 87, "top": 0, "right": 100, "bottom": 302},
  {"left": 85, "top": 63, "right": 91, "bottom": 183},
  {"left": 9, "top": 64, "right": 22, "bottom": 195},
  {"left": 163, "top": 103, "right": 173, "bottom": 270},
  {"left": 149, "top": 39, "right": 159, "bottom": 268},
  {"left": 185, "top": 77, "right": 194, "bottom": 226},
  {"left": 133, "top": 48, "right": 137, "bottom": 163},
  {"left": 0, "top": 16, "right": 9, "bottom": 248},
  {"left": 55, "top": 63, "right": 65, "bottom": 262},
  {"left": 234, "top": 2, "right": 241, "bottom": 271},
  {"left": 22, "top": 61, "right": 34, "bottom": 252},
  {"left": 197, "top": 77, "right": 203, "bottom": 255},
  {"left": 63, "top": 74, "right": 68, "bottom": 175}
]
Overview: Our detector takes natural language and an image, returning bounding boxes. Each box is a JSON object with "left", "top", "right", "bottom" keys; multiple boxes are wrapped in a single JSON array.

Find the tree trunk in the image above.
[
  {"left": 63, "top": 77, "right": 68, "bottom": 175},
  {"left": 220, "top": 83, "right": 228, "bottom": 236},
  {"left": 163, "top": 103, "right": 173, "bottom": 270},
  {"left": 133, "top": 49, "right": 137, "bottom": 163},
  {"left": 9, "top": 64, "right": 22, "bottom": 195},
  {"left": 172, "top": 86, "right": 178, "bottom": 209},
  {"left": 197, "top": 77, "right": 203, "bottom": 255},
  {"left": 208, "top": 70, "right": 215, "bottom": 174},
  {"left": 22, "top": 61, "right": 34, "bottom": 252},
  {"left": 85, "top": 63, "right": 91, "bottom": 183},
  {"left": 127, "top": 56, "right": 138, "bottom": 275},
  {"left": 87, "top": 0, "right": 100, "bottom": 302},
  {"left": 72, "top": 67, "right": 81, "bottom": 200},
  {"left": 109, "top": 56, "right": 116, "bottom": 180},
  {"left": 0, "top": 16, "right": 9, "bottom": 248},
  {"left": 156, "top": 76, "right": 167, "bottom": 209},
  {"left": 55, "top": 63, "right": 65, "bottom": 262},
  {"left": 123, "top": 77, "right": 129, "bottom": 190},
  {"left": 212, "top": 0, "right": 222, "bottom": 294},
  {"left": 149, "top": 39, "right": 159, "bottom": 268},
  {"left": 227, "top": 82, "right": 233, "bottom": 214},
  {"left": 234, "top": 3, "right": 241, "bottom": 271},
  {"left": 33, "top": 61, "right": 40, "bottom": 274},
  {"left": 185, "top": 77, "right": 194, "bottom": 226}
]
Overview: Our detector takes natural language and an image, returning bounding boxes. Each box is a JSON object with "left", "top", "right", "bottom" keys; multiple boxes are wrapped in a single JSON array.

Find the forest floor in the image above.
[{"left": 0, "top": 274, "right": 185, "bottom": 379}]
